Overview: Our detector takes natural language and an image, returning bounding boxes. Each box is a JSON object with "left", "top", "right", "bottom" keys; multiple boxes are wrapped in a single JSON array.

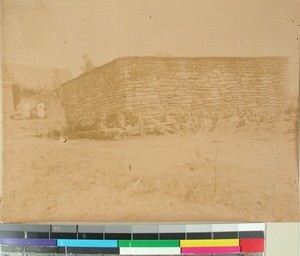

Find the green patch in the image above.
[{"left": 118, "top": 240, "right": 179, "bottom": 247}]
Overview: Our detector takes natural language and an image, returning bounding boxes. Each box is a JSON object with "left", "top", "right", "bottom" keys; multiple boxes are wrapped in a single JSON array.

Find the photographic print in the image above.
[{"left": 1, "top": 0, "right": 299, "bottom": 222}]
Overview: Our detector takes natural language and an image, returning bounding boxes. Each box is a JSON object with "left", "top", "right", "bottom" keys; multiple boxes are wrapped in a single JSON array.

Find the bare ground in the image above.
[{"left": 1, "top": 118, "right": 299, "bottom": 222}]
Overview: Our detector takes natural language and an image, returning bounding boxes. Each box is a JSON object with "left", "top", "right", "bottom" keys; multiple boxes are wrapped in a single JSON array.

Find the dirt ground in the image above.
[{"left": 1, "top": 117, "right": 299, "bottom": 223}]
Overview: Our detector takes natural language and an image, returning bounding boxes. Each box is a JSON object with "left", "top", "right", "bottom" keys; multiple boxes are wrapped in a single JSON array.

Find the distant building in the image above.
[
  {"left": 2, "top": 72, "right": 15, "bottom": 117},
  {"left": 3, "top": 63, "right": 72, "bottom": 90},
  {"left": 2, "top": 63, "right": 73, "bottom": 116}
]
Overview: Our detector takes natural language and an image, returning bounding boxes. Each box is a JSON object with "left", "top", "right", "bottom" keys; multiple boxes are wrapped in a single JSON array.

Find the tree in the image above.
[{"left": 80, "top": 53, "right": 96, "bottom": 74}]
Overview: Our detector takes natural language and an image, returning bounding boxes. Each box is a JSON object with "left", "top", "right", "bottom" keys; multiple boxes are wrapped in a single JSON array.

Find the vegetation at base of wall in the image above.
[{"left": 56, "top": 100, "right": 297, "bottom": 140}]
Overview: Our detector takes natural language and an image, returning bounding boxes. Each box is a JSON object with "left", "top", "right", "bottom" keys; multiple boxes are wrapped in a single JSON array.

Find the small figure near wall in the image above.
[
  {"left": 22, "top": 100, "right": 30, "bottom": 119},
  {"left": 36, "top": 100, "right": 46, "bottom": 119}
]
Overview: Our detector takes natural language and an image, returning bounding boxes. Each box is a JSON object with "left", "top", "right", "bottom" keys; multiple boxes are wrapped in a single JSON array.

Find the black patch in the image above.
[
  {"left": 159, "top": 233, "right": 185, "bottom": 239},
  {"left": 27, "top": 232, "right": 50, "bottom": 239},
  {"left": 239, "top": 231, "right": 264, "bottom": 238},
  {"left": 105, "top": 233, "right": 131, "bottom": 240},
  {"left": 59, "top": 247, "right": 119, "bottom": 254},
  {"left": 133, "top": 233, "right": 159, "bottom": 240},
  {"left": 78, "top": 232, "right": 104, "bottom": 239},
  {"left": 187, "top": 232, "right": 212, "bottom": 239},
  {"left": 50, "top": 232, "right": 77, "bottom": 239},
  {"left": 213, "top": 232, "right": 238, "bottom": 239}
]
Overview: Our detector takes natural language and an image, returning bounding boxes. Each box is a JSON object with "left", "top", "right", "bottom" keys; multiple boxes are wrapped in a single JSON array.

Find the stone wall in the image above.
[
  {"left": 61, "top": 59, "right": 128, "bottom": 127},
  {"left": 61, "top": 57, "right": 289, "bottom": 128}
]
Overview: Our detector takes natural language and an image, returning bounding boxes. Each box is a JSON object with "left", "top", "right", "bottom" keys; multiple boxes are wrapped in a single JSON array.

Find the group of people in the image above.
[{"left": 22, "top": 99, "right": 46, "bottom": 119}]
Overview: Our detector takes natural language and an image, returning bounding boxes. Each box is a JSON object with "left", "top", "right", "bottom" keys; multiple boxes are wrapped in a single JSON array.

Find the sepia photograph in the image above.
[{"left": 1, "top": 0, "right": 299, "bottom": 222}]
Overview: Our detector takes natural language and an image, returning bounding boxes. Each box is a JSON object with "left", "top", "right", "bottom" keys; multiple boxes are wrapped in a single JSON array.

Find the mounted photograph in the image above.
[{"left": 1, "top": 0, "right": 299, "bottom": 222}]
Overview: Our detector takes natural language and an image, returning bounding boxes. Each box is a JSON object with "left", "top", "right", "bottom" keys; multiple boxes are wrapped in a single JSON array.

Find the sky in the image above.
[{"left": 2, "top": 0, "right": 300, "bottom": 93}]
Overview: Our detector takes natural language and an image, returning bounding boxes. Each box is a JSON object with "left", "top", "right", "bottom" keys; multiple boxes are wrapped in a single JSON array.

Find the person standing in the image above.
[
  {"left": 22, "top": 100, "right": 30, "bottom": 119},
  {"left": 36, "top": 101, "right": 46, "bottom": 119}
]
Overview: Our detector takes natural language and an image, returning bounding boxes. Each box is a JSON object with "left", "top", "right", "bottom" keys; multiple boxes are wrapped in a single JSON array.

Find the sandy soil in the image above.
[{"left": 1, "top": 118, "right": 299, "bottom": 223}]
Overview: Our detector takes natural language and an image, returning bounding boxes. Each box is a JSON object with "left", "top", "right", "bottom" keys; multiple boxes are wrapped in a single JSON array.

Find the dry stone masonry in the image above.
[{"left": 60, "top": 57, "right": 289, "bottom": 131}]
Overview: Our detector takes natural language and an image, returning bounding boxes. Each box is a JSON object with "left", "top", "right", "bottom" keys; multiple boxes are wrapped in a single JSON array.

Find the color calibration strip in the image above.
[{"left": 0, "top": 223, "right": 265, "bottom": 255}]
